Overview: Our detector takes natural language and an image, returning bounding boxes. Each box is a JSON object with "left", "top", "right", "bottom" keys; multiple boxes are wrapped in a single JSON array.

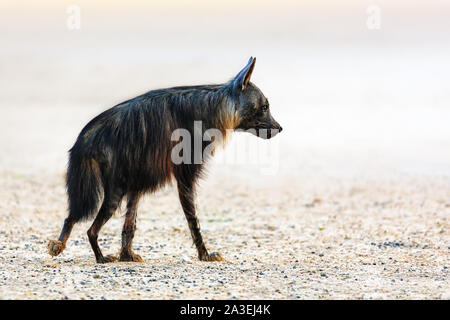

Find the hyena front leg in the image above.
[
  {"left": 177, "top": 180, "right": 224, "bottom": 262},
  {"left": 119, "top": 193, "right": 143, "bottom": 262}
]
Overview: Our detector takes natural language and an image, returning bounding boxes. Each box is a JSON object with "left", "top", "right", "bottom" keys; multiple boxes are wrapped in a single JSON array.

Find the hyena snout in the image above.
[
  {"left": 260, "top": 121, "right": 282, "bottom": 139},
  {"left": 274, "top": 122, "right": 283, "bottom": 132}
]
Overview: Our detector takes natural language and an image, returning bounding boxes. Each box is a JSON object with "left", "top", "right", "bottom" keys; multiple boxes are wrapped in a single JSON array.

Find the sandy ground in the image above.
[{"left": 0, "top": 158, "right": 449, "bottom": 299}]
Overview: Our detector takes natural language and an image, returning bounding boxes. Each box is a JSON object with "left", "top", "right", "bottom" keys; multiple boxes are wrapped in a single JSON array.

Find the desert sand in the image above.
[{"left": 0, "top": 167, "right": 449, "bottom": 299}]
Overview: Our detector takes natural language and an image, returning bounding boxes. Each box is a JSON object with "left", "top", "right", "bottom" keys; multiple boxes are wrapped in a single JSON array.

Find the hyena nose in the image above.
[{"left": 278, "top": 125, "right": 283, "bottom": 132}]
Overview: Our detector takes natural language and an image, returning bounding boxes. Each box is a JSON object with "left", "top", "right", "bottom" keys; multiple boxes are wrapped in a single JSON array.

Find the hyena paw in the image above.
[
  {"left": 96, "top": 254, "right": 118, "bottom": 264},
  {"left": 119, "top": 251, "right": 144, "bottom": 263},
  {"left": 47, "top": 240, "right": 64, "bottom": 257},
  {"left": 199, "top": 251, "right": 225, "bottom": 262}
]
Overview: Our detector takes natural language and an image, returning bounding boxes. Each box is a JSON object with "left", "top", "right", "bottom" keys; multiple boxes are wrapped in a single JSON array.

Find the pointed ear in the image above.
[{"left": 233, "top": 57, "right": 256, "bottom": 91}]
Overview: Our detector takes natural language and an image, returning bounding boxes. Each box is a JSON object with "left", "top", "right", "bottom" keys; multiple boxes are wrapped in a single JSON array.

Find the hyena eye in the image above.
[{"left": 261, "top": 105, "right": 269, "bottom": 112}]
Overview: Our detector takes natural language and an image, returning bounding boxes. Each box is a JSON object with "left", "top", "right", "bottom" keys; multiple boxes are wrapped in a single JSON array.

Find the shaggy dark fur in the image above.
[{"left": 48, "top": 57, "right": 282, "bottom": 263}]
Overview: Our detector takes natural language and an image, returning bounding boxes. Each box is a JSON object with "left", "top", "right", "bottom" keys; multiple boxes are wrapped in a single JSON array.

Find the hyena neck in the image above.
[
  {"left": 195, "top": 85, "right": 239, "bottom": 140},
  {"left": 214, "top": 92, "right": 239, "bottom": 134}
]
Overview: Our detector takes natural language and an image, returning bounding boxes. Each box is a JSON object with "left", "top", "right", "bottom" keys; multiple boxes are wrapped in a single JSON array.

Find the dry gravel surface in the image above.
[{"left": 0, "top": 170, "right": 448, "bottom": 299}]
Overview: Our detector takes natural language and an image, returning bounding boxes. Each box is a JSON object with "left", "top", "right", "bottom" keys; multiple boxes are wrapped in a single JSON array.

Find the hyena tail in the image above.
[
  {"left": 48, "top": 150, "right": 103, "bottom": 257},
  {"left": 66, "top": 152, "right": 104, "bottom": 223}
]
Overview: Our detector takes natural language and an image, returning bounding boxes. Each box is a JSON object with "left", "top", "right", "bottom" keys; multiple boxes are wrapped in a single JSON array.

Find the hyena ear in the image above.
[{"left": 233, "top": 57, "right": 256, "bottom": 91}]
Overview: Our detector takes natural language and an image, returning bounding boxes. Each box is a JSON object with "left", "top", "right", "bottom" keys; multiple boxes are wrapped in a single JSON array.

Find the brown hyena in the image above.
[{"left": 48, "top": 57, "right": 282, "bottom": 263}]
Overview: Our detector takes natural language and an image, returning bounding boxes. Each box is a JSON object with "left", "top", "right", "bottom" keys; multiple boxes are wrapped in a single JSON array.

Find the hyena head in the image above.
[{"left": 231, "top": 57, "right": 283, "bottom": 139}]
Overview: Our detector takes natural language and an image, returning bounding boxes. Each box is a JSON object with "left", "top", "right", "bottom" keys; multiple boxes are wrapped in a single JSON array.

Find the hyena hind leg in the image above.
[
  {"left": 87, "top": 188, "right": 122, "bottom": 263},
  {"left": 119, "top": 193, "right": 144, "bottom": 262}
]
